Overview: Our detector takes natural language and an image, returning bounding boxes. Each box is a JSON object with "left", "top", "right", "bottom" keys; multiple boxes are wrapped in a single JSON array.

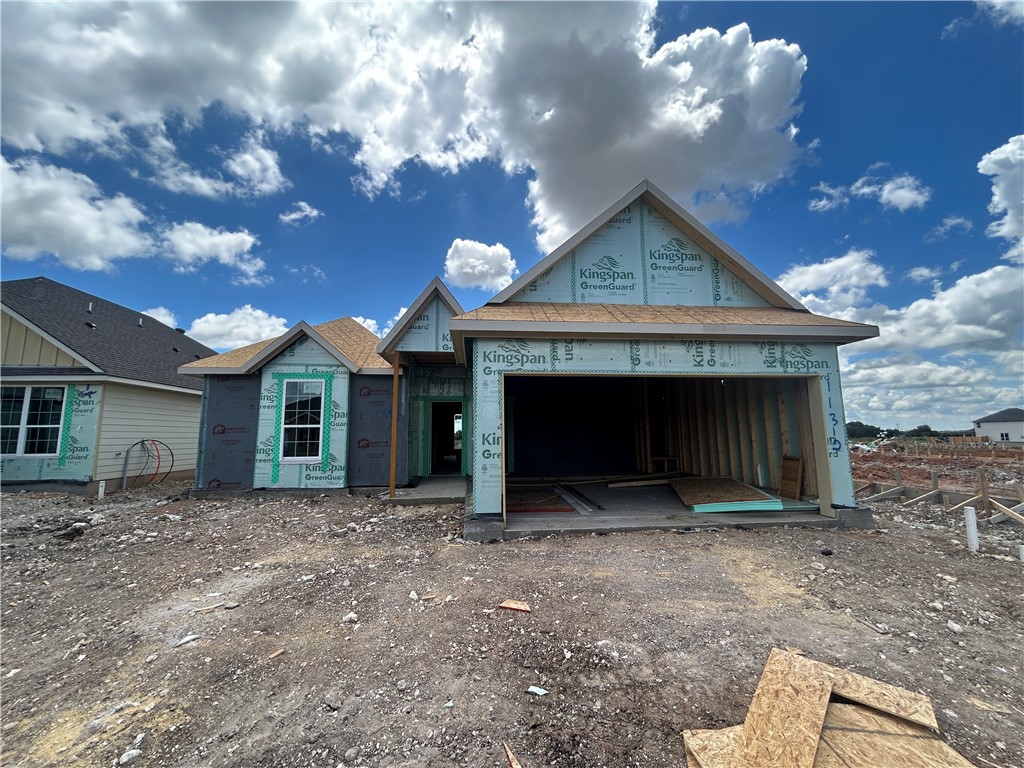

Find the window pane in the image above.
[
  {"left": 27, "top": 387, "right": 64, "bottom": 426},
  {"left": 283, "top": 381, "right": 322, "bottom": 425},
  {"left": 0, "top": 426, "right": 19, "bottom": 454},
  {"left": 1, "top": 387, "right": 25, "bottom": 427},
  {"left": 24, "top": 426, "right": 59, "bottom": 455},
  {"left": 283, "top": 426, "right": 321, "bottom": 458}
]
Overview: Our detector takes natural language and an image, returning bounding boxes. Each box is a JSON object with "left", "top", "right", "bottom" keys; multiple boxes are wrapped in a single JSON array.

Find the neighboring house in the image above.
[
  {"left": 183, "top": 180, "right": 879, "bottom": 530},
  {"left": 1, "top": 276, "right": 216, "bottom": 491},
  {"left": 972, "top": 408, "right": 1024, "bottom": 443}
]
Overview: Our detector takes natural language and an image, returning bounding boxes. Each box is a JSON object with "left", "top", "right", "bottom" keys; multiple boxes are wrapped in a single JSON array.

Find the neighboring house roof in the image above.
[
  {"left": 973, "top": 408, "right": 1024, "bottom": 424},
  {"left": 181, "top": 317, "right": 389, "bottom": 375},
  {"left": 450, "top": 304, "right": 877, "bottom": 352},
  {"left": 2, "top": 276, "right": 215, "bottom": 391},
  {"left": 376, "top": 276, "right": 464, "bottom": 360},
  {"left": 489, "top": 179, "right": 806, "bottom": 310}
]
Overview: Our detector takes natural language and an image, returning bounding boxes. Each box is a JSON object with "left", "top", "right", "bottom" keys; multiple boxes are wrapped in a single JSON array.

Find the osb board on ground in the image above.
[
  {"left": 684, "top": 704, "right": 972, "bottom": 768},
  {"left": 671, "top": 477, "right": 783, "bottom": 511},
  {"left": 683, "top": 649, "right": 957, "bottom": 768}
]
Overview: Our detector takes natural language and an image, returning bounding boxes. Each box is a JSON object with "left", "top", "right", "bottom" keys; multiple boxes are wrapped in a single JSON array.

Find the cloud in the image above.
[
  {"left": 160, "top": 222, "right": 268, "bottom": 285},
  {"left": 924, "top": 215, "right": 972, "bottom": 242},
  {"left": 977, "top": 0, "right": 1024, "bottom": 26},
  {"left": 807, "top": 182, "right": 849, "bottom": 212},
  {"left": 0, "top": 4, "right": 809, "bottom": 254},
  {"left": 977, "top": 135, "right": 1023, "bottom": 263},
  {"left": 905, "top": 266, "right": 942, "bottom": 284},
  {"left": 284, "top": 263, "right": 326, "bottom": 283},
  {"left": 142, "top": 306, "right": 178, "bottom": 328},
  {"left": 777, "top": 248, "right": 888, "bottom": 311},
  {"left": 225, "top": 131, "right": 288, "bottom": 196},
  {"left": 851, "top": 172, "right": 932, "bottom": 212},
  {"left": 444, "top": 238, "right": 518, "bottom": 291},
  {"left": 186, "top": 305, "right": 289, "bottom": 351},
  {"left": 0, "top": 156, "right": 151, "bottom": 270},
  {"left": 279, "top": 201, "right": 323, "bottom": 226},
  {"left": 353, "top": 306, "right": 407, "bottom": 338}
]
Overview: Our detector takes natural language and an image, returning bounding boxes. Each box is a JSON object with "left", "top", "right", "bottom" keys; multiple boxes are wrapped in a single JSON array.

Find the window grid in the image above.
[{"left": 0, "top": 386, "right": 65, "bottom": 456}]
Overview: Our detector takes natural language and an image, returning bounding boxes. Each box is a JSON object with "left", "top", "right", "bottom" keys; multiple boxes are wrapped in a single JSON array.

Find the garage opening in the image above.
[{"left": 502, "top": 374, "right": 825, "bottom": 523}]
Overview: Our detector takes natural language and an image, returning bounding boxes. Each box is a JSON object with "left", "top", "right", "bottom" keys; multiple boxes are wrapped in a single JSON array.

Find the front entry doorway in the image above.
[{"left": 430, "top": 401, "right": 462, "bottom": 475}]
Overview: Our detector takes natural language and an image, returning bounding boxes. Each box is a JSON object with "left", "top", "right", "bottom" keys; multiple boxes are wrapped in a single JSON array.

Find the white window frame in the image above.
[
  {"left": 1, "top": 385, "right": 66, "bottom": 458},
  {"left": 279, "top": 379, "right": 325, "bottom": 464}
]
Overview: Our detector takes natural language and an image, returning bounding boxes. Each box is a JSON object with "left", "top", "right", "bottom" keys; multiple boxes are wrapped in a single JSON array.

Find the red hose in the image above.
[{"left": 147, "top": 439, "right": 162, "bottom": 484}]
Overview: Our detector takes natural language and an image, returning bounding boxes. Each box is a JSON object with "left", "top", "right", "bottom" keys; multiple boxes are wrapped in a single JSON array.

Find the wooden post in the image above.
[
  {"left": 978, "top": 466, "right": 990, "bottom": 516},
  {"left": 388, "top": 352, "right": 401, "bottom": 498}
]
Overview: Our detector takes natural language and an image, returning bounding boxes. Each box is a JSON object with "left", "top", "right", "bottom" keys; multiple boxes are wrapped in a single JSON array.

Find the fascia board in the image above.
[
  {"left": 376, "top": 277, "right": 465, "bottom": 358},
  {"left": 355, "top": 367, "right": 400, "bottom": 376},
  {"left": 488, "top": 181, "right": 650, "bottom": 304},
  {"left": 239, "top": 321, "right": 359, "bottom": 374},
  {"left": 1, "top": 306, "right": 104, "bottom": 372},
  {"left": 449, "top": 319, "right": 879, "bottom": 344}
]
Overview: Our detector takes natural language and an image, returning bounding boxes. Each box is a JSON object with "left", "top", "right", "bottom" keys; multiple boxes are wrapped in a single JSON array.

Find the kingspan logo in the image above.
[
  {"left": 482, "top": 339, "right": 547, "bottom": 372},
  {"left": 649, "top": 237, "right": 703, "bottom": 272},
  {"left": 580, "top": 256, "right": 636, "bottom": 285}
]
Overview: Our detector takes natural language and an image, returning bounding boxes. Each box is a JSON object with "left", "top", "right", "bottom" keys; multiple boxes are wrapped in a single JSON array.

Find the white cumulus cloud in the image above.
[
  {"left": 353, "top": 306, "right": 407, "bottom": 338},
  {"left": 977, "top": 135, "right": 1024, "bottom": 263},
  {"left": 807, "top": 182, "right": 849, "bottom": 212},
  {"left": 186, "top": 305, "right": 289, "bottom": 351},
  {"left": 904, "top": 266, "right": 943, "bottom": 284},
  {"left": 1, "top": 156, "right": 151, "bottom": 270},
  {"left": 444, "top": 239, "right": 518, "bottom": 292},
  {"left": 777, "top": 249, "right": 888, "bottom": 313},
  {"left": 0, "top": 3, "right": 809, "bottom": 254},
  {"left": 924, "top": 215, "right": 972, "bottom": 242},
  {"left": 161, "top": 222, "right": 268, "bottom": 285},
  {"left": 977, "top": 0, "right": 1024, "bottom": 26},
  {"left": 142, "top": 306, "right": 178, "bottom": 328},
  {"left": 851, "top": 171, "right": 932, "bottom": 212}
]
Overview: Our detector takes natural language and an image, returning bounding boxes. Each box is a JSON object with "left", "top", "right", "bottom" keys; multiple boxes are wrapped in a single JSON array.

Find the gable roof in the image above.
[
  {"left": 181, "top": 317, "right": 389, "bottom": 375},
  {"left": 489, "top": 179, "right": 805, "bottom": 310},
  {"left": 376, "top": 277, "right": 464, "bottom": 360},
  {"left": 974, "top": 407, "right": 1024, "bottom": 424},
  {"left": 2, "top": 276, "right": 215, "bottom": 391}
]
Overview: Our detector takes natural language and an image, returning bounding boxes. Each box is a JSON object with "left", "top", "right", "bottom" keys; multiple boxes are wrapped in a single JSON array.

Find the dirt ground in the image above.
[
  {"left": 2, "top": 477, "right": 1023, "bottom": 768},
  {"left": 851, "top": 448, "right": 1024, "bottom": 495}
]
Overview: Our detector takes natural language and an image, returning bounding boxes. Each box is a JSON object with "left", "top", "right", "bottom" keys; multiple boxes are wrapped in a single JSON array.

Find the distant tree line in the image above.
[{"left": 846, "top": 422, "right": 973, "bottom": 439}]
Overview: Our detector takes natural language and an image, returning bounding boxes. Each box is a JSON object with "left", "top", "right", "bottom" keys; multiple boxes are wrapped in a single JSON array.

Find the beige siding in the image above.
[
  {"left": 94, "top": 383, "right": 202, "bottom": 482},
  {"left": 1, "top": 311, "right": 82, "bottom": 366}
]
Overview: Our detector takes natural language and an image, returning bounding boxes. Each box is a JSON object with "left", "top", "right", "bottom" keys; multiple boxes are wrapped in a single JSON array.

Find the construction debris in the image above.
[
  {"left": 683, "top": 648, "right": 970, "bottom": 768},
  {"left": 498, "top": 599, "right": 532, "bottom": 613},
  {"left": 502, "top": 742, "right": 524, "bottom": 768}
]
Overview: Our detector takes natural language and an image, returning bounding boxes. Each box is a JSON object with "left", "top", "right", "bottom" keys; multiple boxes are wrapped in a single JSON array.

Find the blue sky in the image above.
[{"left": 1, "top": 1, "right": 1021, "bottom": 430}]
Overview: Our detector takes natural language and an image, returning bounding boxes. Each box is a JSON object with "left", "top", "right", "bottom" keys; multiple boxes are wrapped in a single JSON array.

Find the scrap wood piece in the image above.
[
  {"left": 779, "top": 455, "right": 804, "bottom": 499},
  {"left": 193, "top": 602, "right": 224, "bottom": 613},
  {"left": 988, "top": 499, "right": 1024, "bottom": 525},
  {"left": 819, "top": 659, "right": 938, "bottom": 731},
  {"left": 502, "top": 741, "right": 524, "bottom": 768},
  {"left": 740, "top": 648, "right": 832, "bottom": 768},
  {"left": 267, "top": 648, "right": 285, "bottom": 660},
  {"left": 498, "top": 599, "right": 531, "bottom": 613},
  {"left": 683, "top": 726, "right": 742, "bottom": 768},
  {"left": 819, "top": 704, "right": 974, "bottom": 767}
]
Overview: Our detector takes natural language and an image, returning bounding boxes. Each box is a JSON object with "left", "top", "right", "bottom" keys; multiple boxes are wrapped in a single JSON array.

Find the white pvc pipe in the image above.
[{"left": 964, "top": 506, "right": 979, "bottom": 552}]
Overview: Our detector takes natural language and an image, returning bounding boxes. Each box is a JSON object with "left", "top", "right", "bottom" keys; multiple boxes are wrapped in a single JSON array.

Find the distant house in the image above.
[
  {"left": 972, "top": 408, "right": 1024, "bottom": 443},
  {"left": 1, "top": 276, "right": 216, "bottom": 491}
]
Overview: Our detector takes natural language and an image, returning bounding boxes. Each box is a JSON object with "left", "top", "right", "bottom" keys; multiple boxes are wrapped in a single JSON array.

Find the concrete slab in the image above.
[{"left": 386, "top": 475, "right": 467, "bottom": 506}]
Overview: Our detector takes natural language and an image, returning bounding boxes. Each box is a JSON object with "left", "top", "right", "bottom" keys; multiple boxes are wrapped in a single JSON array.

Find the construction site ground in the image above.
[{"left": 2, "top": 453, "right": 1022, "bottom": 768}]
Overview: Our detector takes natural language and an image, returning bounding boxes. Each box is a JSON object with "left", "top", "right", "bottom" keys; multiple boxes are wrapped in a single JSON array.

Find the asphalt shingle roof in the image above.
[
  {"left": 974, "top": 408, "right": 1024, "bottom": 424},
  {"left": 2, "top": 277, "right": 216, "bottom": 391}
]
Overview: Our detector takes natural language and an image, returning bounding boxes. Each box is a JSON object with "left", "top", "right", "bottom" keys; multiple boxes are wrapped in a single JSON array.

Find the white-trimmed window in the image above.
[
  {"left": 281, "top": 380, "right": 324, "bottom": 462},
  {"left": 1, "top": 386, "right": 66, "bottom": 457}
]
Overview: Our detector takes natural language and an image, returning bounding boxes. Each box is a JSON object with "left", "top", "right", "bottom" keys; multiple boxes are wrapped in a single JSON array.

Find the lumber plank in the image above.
[
  {"left": 902, "top": 489, "right": 942, "bottom": 506},
  {"left": 988, "top": 499, "right": 1024, "bottom": 525},
  {"left": 607, "top": 478, "right": 673, "bottom": 488},
  {"left": 740, "top": 648, "right": 831, "bottom": 768},
  {"left": 779, "top": 455, "right": 803, "bottom": 500},
  {"left": 862, "top": 486, "right": 906, "bottom": 503},
  {"left": 946, "top": 495, "right": 983, "bottom": 514},
  {"left": 817, "top": 661, "right": 938, "bottom": 731}
]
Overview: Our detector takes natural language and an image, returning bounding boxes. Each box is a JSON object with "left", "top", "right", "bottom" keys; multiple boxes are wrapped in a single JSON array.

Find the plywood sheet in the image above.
[
  {"left": 505, "top": 487, "right": 574, "bottom": 513},
  {"left": 780, "top": 455, "right": 803, "bottom": 499},
  {"left": 818, "top": 704, "right": 975, "bottom": 768},
  {"left": 817, "top": 660, "right": 938, "bottom": 731},
  {"left": 671, "top": 477, "right": 784, "bottom": 513},
  {"left": 683, "top": 726, "right": 742, "bottom": 768},
  {"left": 740, "top": 648, "right": 832, "bottom": 768}
]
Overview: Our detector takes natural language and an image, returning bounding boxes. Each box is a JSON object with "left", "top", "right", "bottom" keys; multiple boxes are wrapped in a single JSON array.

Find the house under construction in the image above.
[{"left": 181, "top": 180, "right": 879, "bottom": 535}]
